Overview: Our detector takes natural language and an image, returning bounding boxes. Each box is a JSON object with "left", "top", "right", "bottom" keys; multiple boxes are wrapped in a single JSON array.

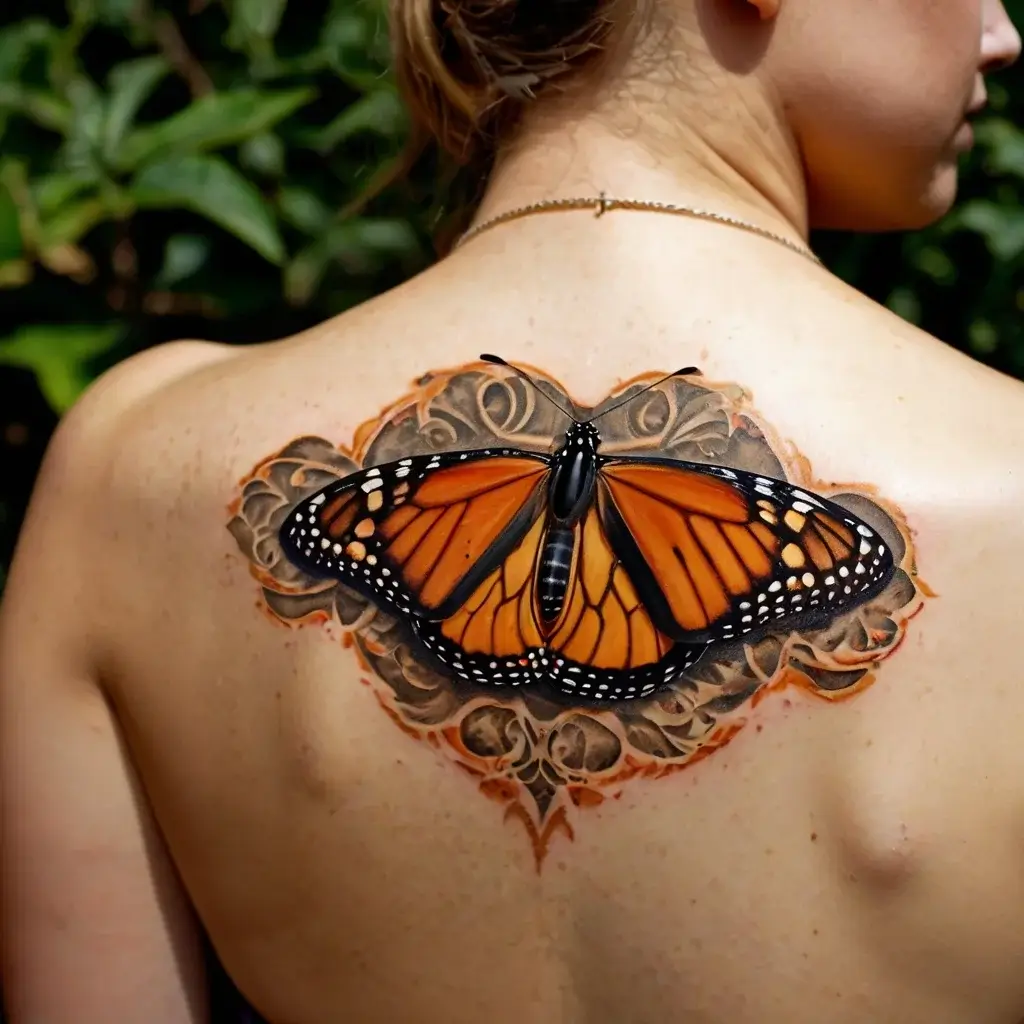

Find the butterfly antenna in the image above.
[
  {"left": 479, "top": 354, "right": 576, "bottom": 420},
  {"left": 586, "top": 366, "right": 702, "bottom": 424}
]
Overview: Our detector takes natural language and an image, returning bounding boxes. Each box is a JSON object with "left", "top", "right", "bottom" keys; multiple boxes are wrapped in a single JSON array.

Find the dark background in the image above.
[{"left": 2, "top": 0, "right": 1024, "bottom": 588}]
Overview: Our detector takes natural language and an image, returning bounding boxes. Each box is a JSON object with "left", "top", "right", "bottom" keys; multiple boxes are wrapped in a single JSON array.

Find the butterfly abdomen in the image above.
[{"left": 538, "top": 526, "right": 575, "bottom": 624}]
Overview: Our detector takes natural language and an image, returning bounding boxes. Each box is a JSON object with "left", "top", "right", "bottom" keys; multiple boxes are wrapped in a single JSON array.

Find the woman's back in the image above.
[{"left": 3, "top": 1, "right": 1023, "bottom": 1022}]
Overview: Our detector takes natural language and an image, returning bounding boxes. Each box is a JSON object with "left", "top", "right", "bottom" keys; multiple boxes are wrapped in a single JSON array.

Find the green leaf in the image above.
[
  {"left": 156, "top": 234, "right": 211, "bottom": 287},
  {"left": 96, "top": 0, "right": 137, "bottom": 24},
  {"left": 62, "top": 76, "right": 107, "bottom": 173},
  {"left": 0, "top": 83, "right": 72, "bottom": 134},
  {"left": 957, "top": 200, "right": 1024, "bottom": 261},
  {"left": 0, "top": 259, "right": 32, "bottom": 288},
  {"left": 0, "top": 19, "right": 57, "bottom": 81},
  {"left": 31, "top": 172, "right": 97, "bottom": 217},
  {"left": 0, "top": 323, "right": 123, "bottom": 412},
  {"left": 886, "top": 287, "right": 922, "bottom": 325},
  {"left": 284, "top": 217, "right": 417, "bottom": 303},
  {"left": 913, "top": 245, "right": 957, "bottom": 285},
  {"left": 969, "top": 318, "right": 999, "bottom": 356},
  {"left": 277, "top": 185, "right": 330, "bottom": 234},
  {"left": 303, "top": 89, "right": 405, "bottom": 153},
  {"left": 339, "top": 218, "right": 418, "bottom": 260},
  {"left": 239, "top": 132, "right": 285, "bottom": 177},
  {"left": 103, "top": 56, "right": 170, "bottom": 161},
  {"left": 131, "top": 155, "right": 285, "bottom": 264},
  {"left": 38, "top": 198, "right": 108, "bottom": 248},
  {"left": 116, "top": 88, "right": 315, "bottom": 170},
  {"left": 320, "top": 3, "right": 391, "bottom": 90},
  {"left": 0, "top": 180, "right": 21, "bottom": 262},
  {"left": 67, "top": 0, "right": 100, "bottom": 28},
  {"left": 231, "top": 0, "right": 288, "bottom": 40},
  {"left": 976, "top": 119, "right": 1024, "bottom": 180},
  {"left": 321, "top": 4, "right": 371, "bottom": 54},
  {"left": 284, "top": 246, "right": 330, "bottom": 305}
]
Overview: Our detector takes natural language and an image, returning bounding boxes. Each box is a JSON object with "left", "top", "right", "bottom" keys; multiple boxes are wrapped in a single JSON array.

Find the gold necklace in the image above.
[{"left": 455, "top": 193, "right": 821, "bottom": 265}]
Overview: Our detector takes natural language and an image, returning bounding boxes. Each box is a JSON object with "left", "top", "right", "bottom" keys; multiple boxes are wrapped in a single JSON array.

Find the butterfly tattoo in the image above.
[{"left": 278, "top": 356, "right": 896, "bottom": 702}]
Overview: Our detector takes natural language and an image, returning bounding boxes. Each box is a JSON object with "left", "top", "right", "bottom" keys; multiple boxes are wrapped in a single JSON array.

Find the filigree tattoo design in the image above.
[{"left": 229, "top": 358, "right": 925, "bottom": 866}]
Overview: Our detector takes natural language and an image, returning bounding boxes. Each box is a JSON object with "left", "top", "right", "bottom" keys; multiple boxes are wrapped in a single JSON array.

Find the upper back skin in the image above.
[{"left": 60, "top": 223, "right": 1024, "bottom": 1024}]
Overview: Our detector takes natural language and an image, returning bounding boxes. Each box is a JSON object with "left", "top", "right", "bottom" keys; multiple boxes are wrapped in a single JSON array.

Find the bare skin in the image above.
[{"left": 3, "top": 1, "right": 1023, "bottom": 1022}]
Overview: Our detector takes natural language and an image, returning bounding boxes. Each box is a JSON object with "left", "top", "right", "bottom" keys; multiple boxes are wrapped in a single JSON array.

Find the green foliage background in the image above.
[{"left": 2, "top": 0, "right": 1024, "bottom": 589}]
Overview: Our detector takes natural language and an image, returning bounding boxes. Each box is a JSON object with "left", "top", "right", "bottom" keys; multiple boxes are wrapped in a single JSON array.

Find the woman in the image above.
[{"left": 2, "top": 0, "right": 1021, "bottom": 1022}]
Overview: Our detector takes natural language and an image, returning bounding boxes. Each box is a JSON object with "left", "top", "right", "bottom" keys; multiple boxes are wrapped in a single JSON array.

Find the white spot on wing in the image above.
[{"left": 791, "top": 489, "right": 823, "bottom": 508}]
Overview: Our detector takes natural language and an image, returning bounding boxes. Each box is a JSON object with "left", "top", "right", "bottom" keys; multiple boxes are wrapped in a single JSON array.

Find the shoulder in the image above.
[
  {"left": 30, "top": 338, "right": 248, "bottom": 528},
  {"left": 26, "top": 337, "right": 235, "bottom": 494},
  {"left": 835, "top": 283, "right": 1024, "bottom": 481},
  {"left": 52, "top": 339, "right": 239, "bottom": 450},
  {"left": 6, "top": 340, "right": 243, "bottom": 648}
]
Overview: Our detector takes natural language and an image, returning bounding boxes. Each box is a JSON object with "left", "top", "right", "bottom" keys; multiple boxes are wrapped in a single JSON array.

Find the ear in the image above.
[{"left": 744, "top": 0, "right": 780, "bottom": 20}]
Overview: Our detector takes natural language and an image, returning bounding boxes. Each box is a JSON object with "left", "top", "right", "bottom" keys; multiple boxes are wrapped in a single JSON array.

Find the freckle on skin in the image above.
[{"left": 810, "top": 832, "right": 818, "bottom": 842}]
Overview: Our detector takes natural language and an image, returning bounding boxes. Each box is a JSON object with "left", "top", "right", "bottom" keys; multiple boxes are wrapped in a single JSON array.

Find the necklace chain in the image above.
[{"left": 455, "top": 193, "right": 821, "bottom": 265}]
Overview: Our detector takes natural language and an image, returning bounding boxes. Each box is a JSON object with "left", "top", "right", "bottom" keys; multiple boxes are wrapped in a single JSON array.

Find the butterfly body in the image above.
[
  {"left": 280, "top": 414, "right": 895, "bottom": 702},
  {"left": 538, "top": 422, "right": 601, "bottom": 624}
]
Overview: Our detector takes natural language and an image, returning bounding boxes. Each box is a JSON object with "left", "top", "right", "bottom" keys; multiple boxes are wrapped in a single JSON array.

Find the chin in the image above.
[{"left": 916, "top": 163, "right": 962, "bottom": 225}]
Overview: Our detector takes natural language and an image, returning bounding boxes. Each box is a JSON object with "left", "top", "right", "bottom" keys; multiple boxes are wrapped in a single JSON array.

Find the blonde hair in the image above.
[{"left": 389, "top": 0, "right": 641, "bottom": 211}]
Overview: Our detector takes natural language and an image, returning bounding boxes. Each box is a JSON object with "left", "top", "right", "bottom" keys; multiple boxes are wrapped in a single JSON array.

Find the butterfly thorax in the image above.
[{"left": 548, "top": 421, "right": 601, "bottom": 525}]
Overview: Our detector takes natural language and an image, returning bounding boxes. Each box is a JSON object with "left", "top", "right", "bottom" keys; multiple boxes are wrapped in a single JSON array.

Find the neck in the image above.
[{"left": 469, "top": 23, "right": 809, "bottom": 249}]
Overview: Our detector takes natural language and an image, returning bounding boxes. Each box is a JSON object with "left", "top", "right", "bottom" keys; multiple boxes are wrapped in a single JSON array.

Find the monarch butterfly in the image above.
[{"left": 279, "top": 356, "right": 896, "bottom": 702}]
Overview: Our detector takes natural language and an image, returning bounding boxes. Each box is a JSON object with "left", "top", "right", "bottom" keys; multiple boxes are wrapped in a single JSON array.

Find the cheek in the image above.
[
  {"left": 785, "top": 0, "right": 982, "bottom": 146},
  {"left": 778, "top": 1, "right": 983, "bottom": 228}
]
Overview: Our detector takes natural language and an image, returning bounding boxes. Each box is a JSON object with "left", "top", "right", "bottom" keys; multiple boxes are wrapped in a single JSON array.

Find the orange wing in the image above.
[
  {"left": 547, "top": 506, "right": 674, "bottom": 671},
  {"left": 598, "top": 460, "right": 895, "bottom": 643},
  {"left": 376, "top": 457, "right": 547, "bottom": 613},
  {"left": 280, "top": 451, "right": 549, "bottom": 619},
  {"left": 424, "top": 502, "right": 699, "bottom": 702},
  {"left": 438, "top": 505, "right": 675, "bottom": 667},
  {"left": 438, "top": 515, "right": 546, "bottom": 657}
]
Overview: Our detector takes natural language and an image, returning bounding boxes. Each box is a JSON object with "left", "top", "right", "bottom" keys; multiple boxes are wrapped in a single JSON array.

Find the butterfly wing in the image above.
[
  {"left": 279, "top": 450, "right": 550, "bottom": 621},
  {"left": 541, "top": 505, "right": 709, "bottom": 700},
  {"left": 409, "top": 513, "right": 549, "bottom": 688},
  {"left": 598, "top": 459, "right": 896, "bottom": 645},
  {"left": 411, "top": 503, "right": 707, "bottom": 700}
]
